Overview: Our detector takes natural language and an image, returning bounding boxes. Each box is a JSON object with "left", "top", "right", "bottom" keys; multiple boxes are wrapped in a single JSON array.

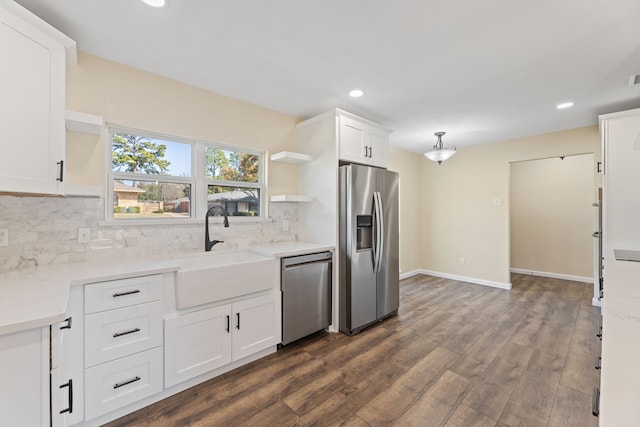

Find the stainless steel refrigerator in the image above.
[{"left": 339, "top": 164, "right": 399, "bottom": 335}]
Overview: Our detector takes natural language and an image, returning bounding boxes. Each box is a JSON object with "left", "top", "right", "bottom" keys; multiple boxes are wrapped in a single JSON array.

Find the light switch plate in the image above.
[{"left": 0, "top": 228, "right": 8, "bottom": 247}]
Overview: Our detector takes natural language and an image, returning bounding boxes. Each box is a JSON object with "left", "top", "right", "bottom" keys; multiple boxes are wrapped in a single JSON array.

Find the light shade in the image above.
[
  {"left": 424, "top": 132, "right": 456, "bottom": 165},
  {"left": 141, "top": 0, "right": 166, "bottom": 7}
]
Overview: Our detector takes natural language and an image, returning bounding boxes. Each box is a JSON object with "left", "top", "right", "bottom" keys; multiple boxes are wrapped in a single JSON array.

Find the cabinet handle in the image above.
[
  {"left": 595, "top": 355, "right": 601, "bottom": 370},
  {"left": 59, "top": 317, "right": 72, "bottom": 330},
  {"left": 596, "top": 324, "right": 602, "bottom": 338},
  {"left": 114, "top": 376, "right": 141, "bottom": 389},
  {"left": 113, "top": 327, "right": 141, "bottom": 338},
  {"left": 592, "top": 387, "right": 600, "bottom": 416},
  {"left": 597, "top": 161, "right": 602, "bottom": 173},
  {"left": 363, "top": 145, "right": 368, "bottom": 157},
  {"left": 236, "top": 313, "right": 240, "bottom": 330},
  {"left": 368, "top": 146, "right": 372, "bottom": 158},
  {"left": 59, "top": 379, "right": 73, "bottom": 414},
  {"left": 226, "top": 315, "right": 230, "bottom": 333},
  {"left": 56, "top": 160, "right": 64, "bottom": 182},
  {"left": 112, "top": 289, "right": 141, "bottom": 298}
]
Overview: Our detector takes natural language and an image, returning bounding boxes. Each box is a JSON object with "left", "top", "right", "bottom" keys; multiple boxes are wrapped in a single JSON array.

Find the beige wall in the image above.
[
  {"left": 65, "top": 52, "right": 300, "bottom": 197},
  {"left": 388, "top": 146, "right": 424, "bottom": 274},
  {"left": 420, "top": 126, "right": 601, "bottom": 286},
  {"left": 510, "top": 154, "right": 594, "bottom": 278}
]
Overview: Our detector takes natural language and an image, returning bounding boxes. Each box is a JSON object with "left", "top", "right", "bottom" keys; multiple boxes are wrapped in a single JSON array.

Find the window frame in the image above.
[{"left": 105, "top": 125, "right": 267, "bottom": 225}]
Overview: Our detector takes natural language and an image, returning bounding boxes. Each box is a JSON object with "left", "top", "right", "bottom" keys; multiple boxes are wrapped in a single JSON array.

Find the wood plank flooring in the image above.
[{"left": 105, "top": 273, "right": 601, "bottom": 427}]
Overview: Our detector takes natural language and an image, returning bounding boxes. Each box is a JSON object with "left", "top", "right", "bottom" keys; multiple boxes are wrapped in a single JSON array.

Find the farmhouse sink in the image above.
[{"left": 175, "top": 250, "right": 275, "bottom": 309}]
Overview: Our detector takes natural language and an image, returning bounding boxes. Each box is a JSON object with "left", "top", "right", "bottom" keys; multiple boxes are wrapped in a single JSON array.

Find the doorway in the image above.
[{"left": 509, "top": 153, "right": 594, "bottom": 281}]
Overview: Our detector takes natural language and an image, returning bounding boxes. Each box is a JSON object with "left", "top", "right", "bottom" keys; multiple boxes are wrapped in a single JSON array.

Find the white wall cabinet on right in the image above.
[
  {"left": 598, "top": 107, "right": 640, "bottom": 426},
  {"left": 338, "top": 113, "right": 390, "bottom": 169},
  {"left": 0, "top": 4, "right": 69, "bottom": 195},
  {"left": 164, "top": 292, "right": 280, "bottom": 388}
]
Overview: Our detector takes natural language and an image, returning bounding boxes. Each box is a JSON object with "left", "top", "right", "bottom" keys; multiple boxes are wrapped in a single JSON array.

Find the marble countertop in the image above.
[
  {"left": 250, "top": 241, "right": 335, "bottom": 257},
  {"left": 0, "top": 241, "right": 334, "bottom": 336}
]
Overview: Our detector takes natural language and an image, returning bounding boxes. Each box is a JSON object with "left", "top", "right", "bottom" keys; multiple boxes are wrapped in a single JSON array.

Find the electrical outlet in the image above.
[
  {"left": 78, "top": 227, "right": 91, "bottom": 244},
  {"left": 282, "top": 220, "right": 289, "bottom": 232},
  {"left": 0, "top": 228, "right": 7, "bottom": 247},
  {"left": 493, "top": 197, "right": 503, "bottom": 206},
  {"left": 459, "top": 257, "right": 465, "bottom": 265}
]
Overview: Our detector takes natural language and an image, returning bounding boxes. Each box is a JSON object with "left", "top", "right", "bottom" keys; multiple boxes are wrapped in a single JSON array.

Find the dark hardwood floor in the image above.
[{"left": 106, "top": 273, "right": 601, "bottom": 427}]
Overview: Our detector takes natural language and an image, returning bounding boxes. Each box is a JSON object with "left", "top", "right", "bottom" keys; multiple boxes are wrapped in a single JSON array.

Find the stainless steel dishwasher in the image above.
[{"left": 281, "top": 251, "right": 332, "bottom": 346}]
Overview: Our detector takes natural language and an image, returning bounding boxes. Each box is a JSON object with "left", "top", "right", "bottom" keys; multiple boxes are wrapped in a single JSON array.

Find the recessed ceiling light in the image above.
[
  {"left": 141, "top": 0, "right": 166, "bottom": 7},
  {"left": 349, "top": 89, "right": 364, "bottom": 98},
  {"left": 556, "top": 102, "right": 574, "bottom": 110}
]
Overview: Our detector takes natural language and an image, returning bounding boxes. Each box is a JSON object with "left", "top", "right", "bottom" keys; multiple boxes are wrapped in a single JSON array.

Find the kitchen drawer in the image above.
[
  {"left": 85, "top": 274, "right": 164, "bottom": 314},
  {"left": 84, "top": 346, "right": 163, "bottom": 421},
  {"left": 85, "top": 301, "right": 163, "bottom": 367}
]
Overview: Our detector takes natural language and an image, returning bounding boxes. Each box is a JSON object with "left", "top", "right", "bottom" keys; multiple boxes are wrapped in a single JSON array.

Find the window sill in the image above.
[{"left": 98, "top": 216, "right": 273, "bottom": 227}]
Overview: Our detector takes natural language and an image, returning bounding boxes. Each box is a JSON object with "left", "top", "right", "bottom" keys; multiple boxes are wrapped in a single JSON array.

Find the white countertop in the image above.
[
  {"left": 0, "top": 241, "right": 334, "bottom": 336},
  {"left": 250, "top": 241, "right": 335, "bottom": 257}
]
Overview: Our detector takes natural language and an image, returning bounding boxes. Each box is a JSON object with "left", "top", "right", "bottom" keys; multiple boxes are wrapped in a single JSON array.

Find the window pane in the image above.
[
  {"left": 207, "top": 185, "right": 260, "bottom": 217},
  {"left": 113, "top": 180, "right": 191, "bottom": 219},
  {"left": 112, "top": 132, "right": 191, "bottom": 177},
  {"left": 205, "top": 147, "right": 259, "bottom": 183}
]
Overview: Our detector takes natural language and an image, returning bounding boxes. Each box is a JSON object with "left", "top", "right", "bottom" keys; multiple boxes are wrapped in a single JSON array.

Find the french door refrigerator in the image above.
[{"left": 339, "top": 163, "right": 399, "bottom": 335}]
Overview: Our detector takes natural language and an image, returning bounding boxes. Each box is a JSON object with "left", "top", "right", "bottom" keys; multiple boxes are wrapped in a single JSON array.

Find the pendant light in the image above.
[{"left": 424, "top": 131, "right": 456, "bottom": 165}]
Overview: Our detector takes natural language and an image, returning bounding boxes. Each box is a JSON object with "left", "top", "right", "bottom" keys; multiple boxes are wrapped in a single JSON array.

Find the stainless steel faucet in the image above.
[{"left": 205, "top": 205, "right": 229, "bottom": 251}]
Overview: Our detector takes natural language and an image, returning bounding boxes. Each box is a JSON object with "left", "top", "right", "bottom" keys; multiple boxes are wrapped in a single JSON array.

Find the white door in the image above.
[
  {"left": 367, "top": 127, "right": 389, "bottom": 168},
  {"left": 52, "top": 286, "right": 85, "bottom": 426},
  {"left": 338, "top": 115, "right": 367, "bottom": 164},
  {"left": 164, "top": 305, "right": 232, "bottom": 387},
  {"left": 0, "top": 8, "right": 65, "bottom": 195},
  {"left": 232, "top": 293, "right": 279, "bottom": 361}
]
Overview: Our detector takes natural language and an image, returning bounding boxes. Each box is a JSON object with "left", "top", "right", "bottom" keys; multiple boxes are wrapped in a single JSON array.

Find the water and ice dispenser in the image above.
[{"left": 356, "top": 215, "right": 373, "bottom": 250}]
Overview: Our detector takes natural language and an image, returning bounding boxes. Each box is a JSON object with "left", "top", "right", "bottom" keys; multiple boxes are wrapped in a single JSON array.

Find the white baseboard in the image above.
[
  {"left": 400, "top": 269, "right": 511, "bottom": 290},
  {"left": 510, "top": 268, "right": 592, "bottom": 284}
]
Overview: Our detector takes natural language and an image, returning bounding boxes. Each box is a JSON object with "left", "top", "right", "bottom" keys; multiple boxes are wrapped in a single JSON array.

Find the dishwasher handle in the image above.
[{"left": 282, "top": 251, "right": 332, "bottom": 269}]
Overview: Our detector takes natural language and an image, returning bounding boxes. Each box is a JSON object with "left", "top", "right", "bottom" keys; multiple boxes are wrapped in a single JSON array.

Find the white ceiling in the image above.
[{"left": 13, "top": 0, "right": 640, "bottom": 153}]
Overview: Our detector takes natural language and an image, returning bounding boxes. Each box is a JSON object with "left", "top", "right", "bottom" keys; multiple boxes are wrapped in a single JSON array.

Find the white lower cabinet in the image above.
[
  {"left": 232, "top": 293, "right": 280, "bottom": 361},
  {"left": 85, "top": 347, "right": 163, "bottom": 420},
  {"left": 0, "top": 327, "right": 48, "bottom": 427},
  {"left": 165, "top": 292, "right": 280, "bottom": 387},
  {"left": 84, "top": 301, "right": 163, "bottom": 367},
  {"left": 164, "top": 304, "right": 232, "bottom": 387},
  {"left": 52, "top": 285, "right": 84, "bottom": 427},
  {"left": 82, "top": 275, "right": 165, "bottom": 422}
]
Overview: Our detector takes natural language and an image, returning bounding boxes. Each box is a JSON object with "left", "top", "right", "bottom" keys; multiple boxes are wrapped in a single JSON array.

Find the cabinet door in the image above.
[
  {"left": 339, "top": 115, "right": 367, "bottom": 164},
  {"left": 603, "top": 113, "right": 640, "bottom": 247},
  {"left": 367, "top": 126, "right": 389, "bottom": 168},
  {"left": 232, "top": 293, "right": 280, "bottom": 361},
  {"left": 0, "top": 327, "right": 48, "bottom": 427},
  {"left": 52, "top": 286, "right": 84, "bottom": 427},
  {"left": 164, "top": 305, "right": 232, "bottom": 388},
  {"left": 0, "top": 8, "right": 65, "bottom": 195}
]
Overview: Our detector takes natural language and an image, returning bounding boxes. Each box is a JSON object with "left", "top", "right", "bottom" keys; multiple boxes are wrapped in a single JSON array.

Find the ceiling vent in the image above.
[{"left": 630, "top": 74, "right": 640, "bottom": 86}]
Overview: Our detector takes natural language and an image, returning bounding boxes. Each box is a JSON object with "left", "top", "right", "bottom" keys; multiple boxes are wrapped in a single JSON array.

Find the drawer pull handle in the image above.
[
  {"left": 226, "top": 315, "right": 230, "bottom": 333},
  {"left": 592, "top": 387, "right": 600, "bottom": 416},
  {"left": 112, "top": 289, "right": 141, "bottom": 298},
  {"left": 59, "top": 317, "right": 72, "bottom": 330},
  {"left": 236, "top": 312, "right": 240, "bottom": 330},
  {"left": 59, "top": 379, "right": 73, "bottom": 414},
  {"left": 114, "top": 376, "right": 141, "bottom": 389},
  {"left": 113, "top": 328, "right": 141, "bottom": 338}
]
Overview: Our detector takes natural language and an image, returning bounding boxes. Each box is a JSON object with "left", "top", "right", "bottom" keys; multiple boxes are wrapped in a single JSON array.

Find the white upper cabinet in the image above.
[
  {"left": 338, "top": 112, "right": 389, "bottom": 168},
  {"left": 0, "top": 4, "right": 72, "bottom": 195}
]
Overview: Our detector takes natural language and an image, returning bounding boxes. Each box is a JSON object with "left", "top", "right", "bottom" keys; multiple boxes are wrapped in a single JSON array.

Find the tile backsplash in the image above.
[{"left": 0, "top": 195, "right": 298, "bottom": 272}]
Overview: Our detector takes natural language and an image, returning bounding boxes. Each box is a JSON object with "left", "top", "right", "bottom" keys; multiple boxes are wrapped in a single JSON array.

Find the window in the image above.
[
  {"left": 107, "top": 127, "right": 265, "bottom": 222},
  {"left": 205, "top": 147, "right": 261, "bottom": 217}
]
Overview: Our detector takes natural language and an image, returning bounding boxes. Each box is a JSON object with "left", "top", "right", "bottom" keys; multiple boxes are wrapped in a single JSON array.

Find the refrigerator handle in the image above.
[{"left": 373, "top": 191, "right": 384, "bottom": 273}]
